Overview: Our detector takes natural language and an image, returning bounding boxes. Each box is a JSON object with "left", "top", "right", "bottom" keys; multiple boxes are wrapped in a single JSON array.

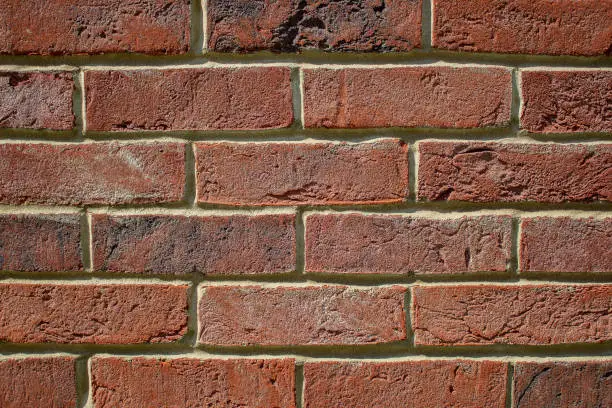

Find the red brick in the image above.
[
  {"left": 520, "top": 217, "right": 612, "bottom": 273},
  {"left": 199, "top": 285, "right": 406, "bottom": 345},
  {"left": 413, "top": 284, "right": 612, "bottom": 346},
  {"left": 304, "top": 360, "right": 507, "bottom": 408},
  {"left": 0, "top": 283, "right": 188, "bottom": 344},
  {"left": 92, "top": 213, "right": 296, "bottom": 275},
  {"left": 303, "top": 67, "right": 511, "bottom": 128},
  {"left": 0, "top": 213, "right": 82, "bottom": 272},
  {"left": 208, "top": 0, "right": 421, "bottom": 52},
  {"left": 0, "top": 72, "right": 74, "bottom": 130},
  {"left": 0, "top": 0, "right": 190, "bottom": 55},
  {"left": 91, "top": 357, "right": 296, "bottom": 408},
  {"left": 85, "top": 68, "right": 292, "bottom": 131},
  {"left": 521, "top": 70, "right": 612, "bottom": 133},
  {"left": 306, "top": 213, "right": 512, "bottom": 275},
  {"left": 433, "top": 0, "right": 612, "bottom": 56},
  {"left": 0, "top": 142, "right": 185, "bottom": 205},
  {"left": 514, "top": 361, "right": 612, "bottom": 408},
  {"left": 0, "top": 357, "right": 76, "bottom": 408},
  {"left": 196, "top": 140, "right": 409, "bottom": 205},
  {"left": 418, "top": 142, "right": 612, "bottom": 203}
]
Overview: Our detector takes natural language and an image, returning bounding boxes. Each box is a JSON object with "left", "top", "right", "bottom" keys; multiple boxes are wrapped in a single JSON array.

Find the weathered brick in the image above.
[
  {"left": 199, "top": 285, "right": 406, "bottom": 345},
  {"left": 196, "top": 140, "right": 409, "bottom": 205},
  {"left": 0, "top": 213, "right": 82, "bottom": 272},
  {"left": 433, "top": 0, "right": 612, "bottom": 56},
  {"left": 0, "top": 72, "right": 74, "bottom": 130},
  {"left": 303, "top": 67, "right": 511, "bottom": 128},
  {"left": 0, "top": 283, "right": 188, "bottom": 344},
  {"left": 92, "top": 213, "right": 296, "bottom": 275},
  {"left": 521, "top": 70, "right": 612, "bottom": 133},
  {"left": 208, "top": 0, "right": 422, "bottom": 52},
  {"left": 306, "top": 213, "right": 512, "bottom": 275},
  {"left": 413, "top": 284, "right": 612, "bottom": 346},
  {"left": 304, "top": 360, "right": 507, "bottom": 408},
  {"left": 418, "top": 142, "right": 612, "bottom": 203},
  {"left": 91, "top": 357, "right": 296, "bottom": 408},
  {"left": 0, "top": 0, "right": 190, "bottom": 55},
  {"left": 520, "top": 217, "right": 612, "bottom": 273},
  {"left": 0, "top": 142, "right": 185, "bottom": 205},
  {"left": 0, "top": 357, "right": 77, "bottom": 408},
  {"left": 514, "top": 361, "right": 612, "bottom": 408},
  {"left": 85, "top": 68, "right": 292, "bottom": 131}
]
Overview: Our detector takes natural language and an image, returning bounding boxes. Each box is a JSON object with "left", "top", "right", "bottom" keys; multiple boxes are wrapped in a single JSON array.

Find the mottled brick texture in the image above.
[
  {"left": 208, "top": 0, "right": 422, "bottom": 52},
  {"left": 0, "top": 357, "right": 77, "bottom": 408},
  {"left": 91, "top": 357, "right": 296, "bottom": 408}
]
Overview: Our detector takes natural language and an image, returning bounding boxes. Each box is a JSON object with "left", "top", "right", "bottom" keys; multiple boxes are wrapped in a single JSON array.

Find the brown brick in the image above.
[
  {"left": 520, "top": 217, "right": 612, "bottom": 273},
  {"left": 85, "top": 68, "right": 292, "bottom": 131},
  {"left": 0, "top": 72, "right": 74, "bottom": 130},
  {"left": 91, "top": 357, "right": 296, "bottom": 408},
  {"left": 514, "top": 361, "right": 612, "bottom": 408},
  {"left": 433, "top": 0, "right": 612, "bottom": 56},
  {"left": 196, "top": 140, "right": 409, "bottom": 205},
  {"left": 306, "top": 213, "right": 512, "bottom": 275},
  {"left": 0, "top": 0, "right": 190, "bottom": 55},
  {"left": 303, "top": 67, "right": 511, "bottom": 128},
  {"left": 413, "top": 284, "right": 612, "bottom": 346},
  {"left": 0, "top": 142, "right": 185, "bottom": 205},
  {"left": 0, "top": 357, "right": 77, "bottom": 408},
  {"left": 521, "top": 70, "right": 612, "bottom": 133},
  {"left": 0, "top": 283, "right": 188, "bottom": 344},
  {"left": 208, "top": 0, "right": 422, "bottom": 52},
  {"left": 0, "top": 213, "right": 82, "bottom": 272},
  {"left": 92, "top": 213, "right": 296, "bottom": 275},
  {"left": 199, "top": 285, "right": 406, "bottom": 346},
  {"left": 418, "top": 142, "right": 612, "bottom": 203},
  {"left": 304, "top": 360, "right": 507, "bottom": 408}
]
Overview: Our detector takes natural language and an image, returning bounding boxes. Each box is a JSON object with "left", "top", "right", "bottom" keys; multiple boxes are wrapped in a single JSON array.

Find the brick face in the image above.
[
  {"left": 199, "top": 285, "right": 406, "bottom": 345},
  {"left": 0, "top": 357, "right": 77, "bottom": 408},
  {"left": 0, "top": 72, "right": 74, "bottom": 130},
  {"left": 92, "top": 213, "right": 296, "bottom": 275},
  {"left": 91, "top": 357, "right": 296, "bottom": 408},
  {"left": 433, "top": 0, "right": 612, "bottom": 56},
  {"left": 303, "top": 67, "right": 512, "bottom": 128},
  {"left": 304, "top": 360, "right": 508, "bottom": 408},
  {"left": 85, "top": 68, "right": 293, "bottom": 131},
  {"left": 0, "top": 0, "right": 190, "bottom": 55},
  {"left": 208, "top": 0, "right": 422, "bottom": 52}
]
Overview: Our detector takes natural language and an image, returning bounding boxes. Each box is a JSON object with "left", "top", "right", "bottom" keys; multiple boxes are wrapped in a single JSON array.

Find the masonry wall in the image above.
[{"left": 0, "top": 1, "right": 611, "bottom": 407}]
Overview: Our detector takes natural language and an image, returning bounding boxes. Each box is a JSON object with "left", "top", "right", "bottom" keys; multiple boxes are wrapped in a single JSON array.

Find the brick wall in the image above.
[{"left": 0, "top": 1, "right": 610, "bottom": 407}]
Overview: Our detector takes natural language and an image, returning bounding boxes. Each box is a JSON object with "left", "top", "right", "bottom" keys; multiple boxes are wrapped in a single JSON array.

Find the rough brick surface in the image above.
[
  {"left": 85, "top": 68, "right": 293, "bottom": 131},
  {"left": 208, "top": 0, "right": 422, "bottom": 52},
  {"left": 0, "top": 142, "right": 185, "bottom": 205},
  {"left": 303, "top": 67, "right": 511, "bottom": 128},
  {"left": 0, "top": 357, "right": 77, "bottom": 408},
  {"left": 304, "top": 360, "right": 507, "bottom": 408},
  {"left": 0, "top": 72, "right": 74, "bottom": 130},
  {"left": 418, "top": 142, "right": 612, "bottom": 203},
  {"left": 92, "top": 213, "right": 296, "bottom": 275},
  {"left": 521, "top": 70, "right": 612, "bottom": 133},
  {"left": 0, "top": 0, "right": 190, "bottom": 55},
  {"left": 91, "top": 357, "right": 296, "bottom": 408},
  {"left": 433, "top": 0, "right": 612, "bottom": 56},
  {"left": 199, "top": 285, "right": 406, "bottom": 345},
  {"left": 520, "top": 217, "right": 612, "bottom": 273},
  {"left": 514, "top": 361, "right": 612, "bottom": 408},
  {"left": 196, "top": 140, "right": 409, "bottom": 205},
  {"left": 306, "top": 213, "right": 512, "bottom": 275},
  {"left": 0, "top": 283, "right": 188, "bottom": 344},
  {"left": 413, "top": 285, "right": 612, "bottom": 346},
  {"left": 0, "top": 214, "right": 82, "bottom": 272}
]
